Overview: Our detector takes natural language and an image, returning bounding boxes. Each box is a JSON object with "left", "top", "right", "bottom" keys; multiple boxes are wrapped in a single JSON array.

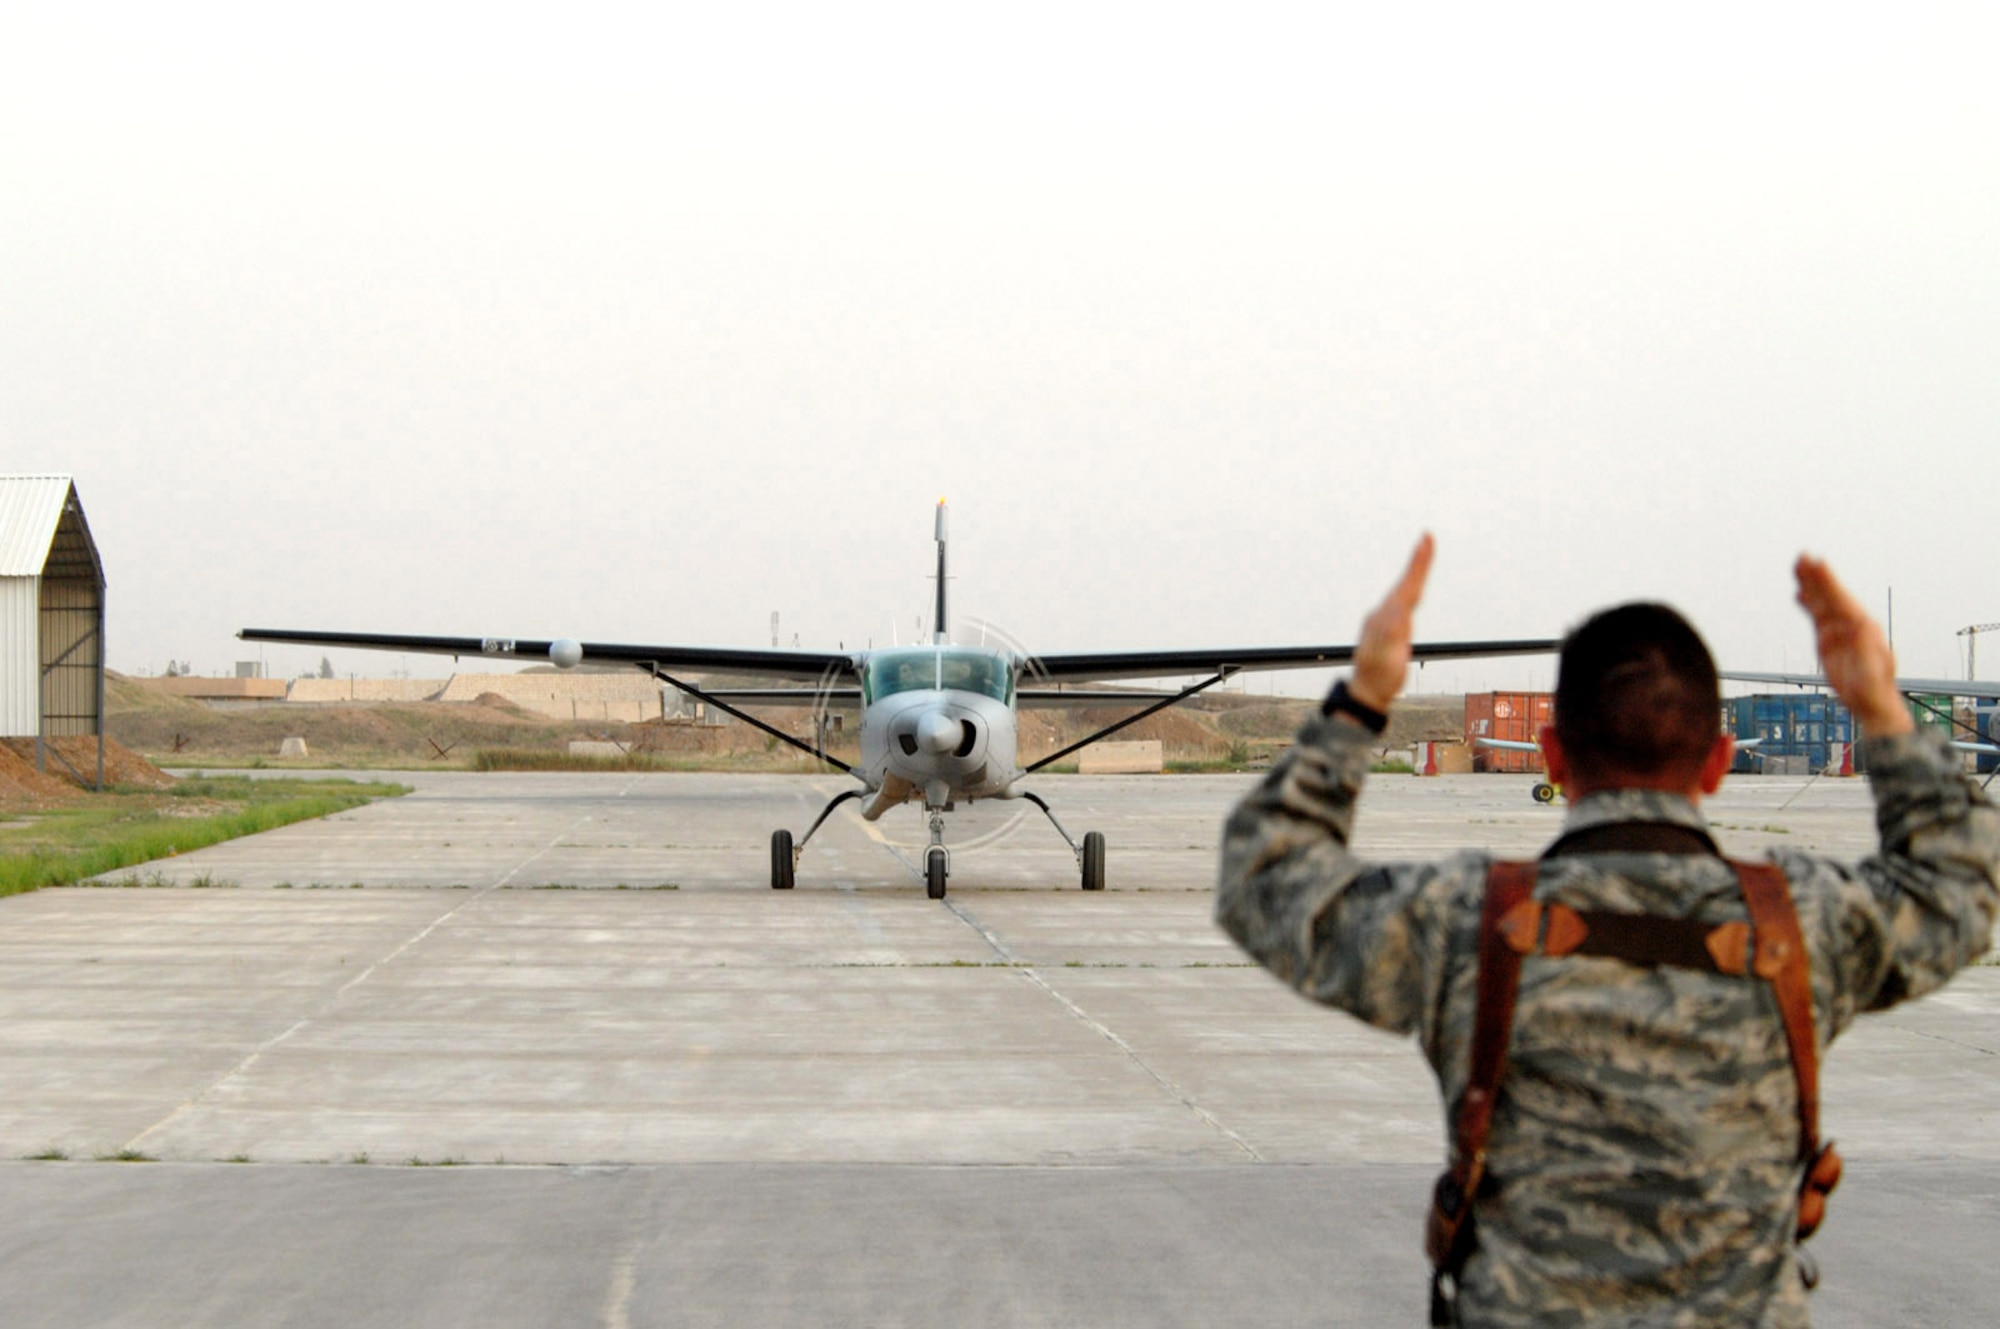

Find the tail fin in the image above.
[{"left": 932, "top": 499, "right": 949, "bottom": 645}]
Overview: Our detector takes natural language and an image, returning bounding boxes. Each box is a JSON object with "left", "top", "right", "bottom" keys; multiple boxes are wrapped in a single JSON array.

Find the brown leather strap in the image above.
[
  {"left": 1733, "top": 859, "right": 1841, "bottom": 1245},
  {"left": 1734, "top": 861, "right": 1820, "bottom": 1152},
  {"left": 1544, "top": 821, "right": 1720, "bottom": 858},
  {"left": 1550, "top": 907, "right": 1735, "bottom": 970},
  {"left": 1428, "top": 860, "right": 1536, "bottom": 1271},
  {"left": 1432, "top": 853, "right": 1838, "bottom": 1288}
]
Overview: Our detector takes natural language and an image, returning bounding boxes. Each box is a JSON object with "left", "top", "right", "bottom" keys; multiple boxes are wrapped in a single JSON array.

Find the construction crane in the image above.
[{"left": 1959, "top": 623, "right": 2000, "bottom": 680}]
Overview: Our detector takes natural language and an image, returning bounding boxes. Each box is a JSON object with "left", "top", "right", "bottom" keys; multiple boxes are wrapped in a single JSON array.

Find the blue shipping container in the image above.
[{"left": 1729, "top": 694, "right": 1855, "bottom": 775}]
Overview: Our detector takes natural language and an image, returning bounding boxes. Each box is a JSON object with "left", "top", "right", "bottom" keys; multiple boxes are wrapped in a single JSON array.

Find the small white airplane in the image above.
[
  {"left": 1472, "top": 734, "right": 1767, "bottom": 804},
  {"left": 1720, "top": 670, "right": 2000, "bottom": 703},
  {"left": 1478, "top": 661, "right": 2000, "bottom": 802},
  {"left": 1720, "top": 670, "right": 2000, "bottom": 755},
  {"left": 243, "top": 503, "right": 1558, "bottom": 897},
  {"left": 1471, "top": 736, "right": 1565, "bottom": 804}
]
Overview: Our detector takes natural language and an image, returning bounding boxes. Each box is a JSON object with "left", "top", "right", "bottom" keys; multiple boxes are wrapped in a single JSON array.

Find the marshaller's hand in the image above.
[
  {"left": 1794, "top": 554, "right": 1913, "bottom": 737},
  {"left": 1349, "top": 533, "right": 1435, "bottom": 712}
]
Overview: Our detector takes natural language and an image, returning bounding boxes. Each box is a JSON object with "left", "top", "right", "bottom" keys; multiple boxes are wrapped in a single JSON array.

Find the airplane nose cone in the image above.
[{"left": 915, "top": 710, "right": 959, "bottom": 755}]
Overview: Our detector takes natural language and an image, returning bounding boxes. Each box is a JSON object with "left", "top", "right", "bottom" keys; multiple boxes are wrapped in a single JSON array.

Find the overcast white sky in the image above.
[{"left": 4, "top": 3, "right": 1995, "bottom": 697}]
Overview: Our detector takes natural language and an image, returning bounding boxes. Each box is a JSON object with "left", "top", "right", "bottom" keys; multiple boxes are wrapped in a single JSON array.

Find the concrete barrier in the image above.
[
  {"left": 1077, "top": 740, "right": 1163, "bottom": 774},
  {"left": 436, "top": 673, "right": 665, "bottom": 722},
  {"left": 286, "top": 678, "right": 446, "bottom": 703}
]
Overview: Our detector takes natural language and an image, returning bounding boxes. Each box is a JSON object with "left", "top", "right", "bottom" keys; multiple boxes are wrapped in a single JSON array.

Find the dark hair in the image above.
[{"left": 1554, "top": 602, "right": 1721, "bottom": 787}]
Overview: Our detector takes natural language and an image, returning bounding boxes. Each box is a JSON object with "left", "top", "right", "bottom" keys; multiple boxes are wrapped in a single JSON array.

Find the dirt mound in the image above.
[
  {"left": 0, "top": 737, "right": 177, "bottom": 793},
  {"left": 1019, "top": 703, "right": 1233, "bottom": 763},
  {"left": 1210, "top": 700, "right": 1317, "bottom": 740},
  {"left": 0, "top": 743, "right": 84, "bottom": 805}
]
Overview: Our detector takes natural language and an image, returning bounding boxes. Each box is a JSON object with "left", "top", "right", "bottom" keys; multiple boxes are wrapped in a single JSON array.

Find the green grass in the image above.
[
  {"left": 0, "top": 777, "right": 409, "bottom": 898},
  {"left": 472, "top": 747, "right": 837, "bottom": 773}
]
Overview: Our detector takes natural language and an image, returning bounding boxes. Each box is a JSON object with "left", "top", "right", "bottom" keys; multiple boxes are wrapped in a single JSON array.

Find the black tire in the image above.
[
  {"left": 926, "top": 849, "right": 947, "bottom": 900},
  {"left": 1081, "top": 831, "right": 1106, "bottom": 891},
  {"left": 771, "top": 829, "right": 795, "bottom": 889},
  {"left": 1532, "top": 783, "right": 1556, "bottom": 805}
]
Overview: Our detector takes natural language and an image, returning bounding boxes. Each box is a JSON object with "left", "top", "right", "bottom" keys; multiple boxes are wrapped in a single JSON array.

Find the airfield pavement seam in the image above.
[
  {"left": 119, "top": 782, "right": 649, "bottom": 1156},
  {"left": 942, "top": 897, "right": 1265, "bottom": 1163},
  {"left": 1871, "top": 1018, "right": 2000, "bottom": 1057}
]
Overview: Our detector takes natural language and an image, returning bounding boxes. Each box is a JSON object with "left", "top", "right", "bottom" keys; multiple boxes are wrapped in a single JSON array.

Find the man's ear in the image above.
[
  {"left": 1697, "top": 733, "right": 1734, "bottom": 796},
  {"left": 1539, "top": 724, "right": 1569, "bottom": 787}
]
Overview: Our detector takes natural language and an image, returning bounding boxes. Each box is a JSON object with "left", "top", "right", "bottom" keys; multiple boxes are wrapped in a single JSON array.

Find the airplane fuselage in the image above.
[{"left": 855, "top": 645, "right": 1021, "bottom": 817}]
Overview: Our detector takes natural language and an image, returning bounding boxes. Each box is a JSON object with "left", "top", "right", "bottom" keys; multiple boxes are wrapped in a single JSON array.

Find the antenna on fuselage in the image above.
[{"left": 933, "top": 498, "right": 949, "bottom": 645}]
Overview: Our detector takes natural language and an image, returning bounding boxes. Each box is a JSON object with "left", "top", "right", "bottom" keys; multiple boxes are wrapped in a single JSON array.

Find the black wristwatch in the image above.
[{"left": 1321, "top": 680, "right": 1389, "bottom": 734}]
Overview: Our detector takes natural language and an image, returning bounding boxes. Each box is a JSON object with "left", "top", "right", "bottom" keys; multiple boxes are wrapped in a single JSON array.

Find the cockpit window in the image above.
[
  {"left": 938, "top": 649, "right": 1010, "bottom": 702},
  {"left": 862, "top": 648, "right": 1013, "bottom": 704}
]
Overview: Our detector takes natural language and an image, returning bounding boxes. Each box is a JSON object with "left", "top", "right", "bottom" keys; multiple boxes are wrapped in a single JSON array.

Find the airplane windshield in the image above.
[
  {"left": 863, "top": 648, "right": 1013, "bottom": 704},
  {"left": 939, "top": 649, "right": 1011, "bottom": 702}
]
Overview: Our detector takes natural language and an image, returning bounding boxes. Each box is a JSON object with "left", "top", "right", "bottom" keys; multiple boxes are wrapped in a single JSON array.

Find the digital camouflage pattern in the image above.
[{"left": 1217, "top": 715, "right": 2000, "bottom": 1327}]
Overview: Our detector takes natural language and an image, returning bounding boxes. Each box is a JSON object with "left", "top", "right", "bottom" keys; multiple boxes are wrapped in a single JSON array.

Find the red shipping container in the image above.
[{"left": 1464, "top": 692, "right": 1555, "bottom": 773}]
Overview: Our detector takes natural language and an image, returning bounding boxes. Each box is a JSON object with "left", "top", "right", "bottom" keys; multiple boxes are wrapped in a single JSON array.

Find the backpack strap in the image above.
[
  {"left": 1427, "top": 855, "right": 1841, "bottom": 1321},
  {"left": 1733, "top": 859, "right": 1843, "bottom": 1242},
  {"left": 1427, "top": 859, "right": 1536, "bottom": 1322}
]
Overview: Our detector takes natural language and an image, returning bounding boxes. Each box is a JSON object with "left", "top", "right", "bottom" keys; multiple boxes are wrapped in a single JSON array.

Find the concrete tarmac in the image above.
[{"left": 1, "top": 769, "right": 1996, "bottom": 1324}]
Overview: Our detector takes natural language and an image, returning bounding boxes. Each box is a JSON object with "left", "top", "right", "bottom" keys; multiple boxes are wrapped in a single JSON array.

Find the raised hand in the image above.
[
  {"left": 1349, "top": 534, "right": 1435, "bottom": 712},
  {"left": 1794, "top": 555, "right": 1913, "bottom": 736}
]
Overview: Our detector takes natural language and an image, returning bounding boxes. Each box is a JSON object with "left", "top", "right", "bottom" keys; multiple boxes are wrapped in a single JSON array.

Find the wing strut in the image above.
[
  {"left": 642, "top": 665, "right": 854, "bottom": 774},
  {"left": 1023, "top": 670, "right": 1237, "bottom": 774}
]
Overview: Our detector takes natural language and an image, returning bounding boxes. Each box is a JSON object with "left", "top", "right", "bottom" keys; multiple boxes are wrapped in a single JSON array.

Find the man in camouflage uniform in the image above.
[{"left": 1215, "top": 535, "right": 2000, "bottom": 1326}]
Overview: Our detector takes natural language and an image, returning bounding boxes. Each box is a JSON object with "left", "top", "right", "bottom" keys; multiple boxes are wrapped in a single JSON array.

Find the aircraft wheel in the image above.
[
  {"left": 926, "top": 848, "right": 948, "bottom": 900},
  {"left": 1532, "top": 783, "right": 1556, "bottom": 804},
  {"left": 1081, "top": 831, "right": 1106, "bottom": 891},
  {"left": 771, "top": 829, "right": 795, "bottom": 889}
]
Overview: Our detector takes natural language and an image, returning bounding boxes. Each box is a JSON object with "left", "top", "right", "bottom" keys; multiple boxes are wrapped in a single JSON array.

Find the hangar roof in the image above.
[{"left": 0, "top": 475, "right": 90, "bottom": 578}]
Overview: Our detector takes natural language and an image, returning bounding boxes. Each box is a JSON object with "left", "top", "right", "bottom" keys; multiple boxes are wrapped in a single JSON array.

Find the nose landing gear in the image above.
[{"left": 925, "top": 807, "right": 950, "bottom": 899}]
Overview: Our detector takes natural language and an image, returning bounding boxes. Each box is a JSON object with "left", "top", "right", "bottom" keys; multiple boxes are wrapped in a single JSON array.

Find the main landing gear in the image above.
[
  {"left": 772, "top": 788, "right": 1106, "bottom": 897},
  {"left": 1022, "top": 792, "right": 1105, "bottom": 892},
  {"left": 770, "top": 789, "right": 863, "bottom": 890}
]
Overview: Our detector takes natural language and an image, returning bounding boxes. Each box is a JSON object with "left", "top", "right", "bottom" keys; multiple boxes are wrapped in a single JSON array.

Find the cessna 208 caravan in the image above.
[{"left": 242, "top": 503, "right": 1556, "bottom": 898}]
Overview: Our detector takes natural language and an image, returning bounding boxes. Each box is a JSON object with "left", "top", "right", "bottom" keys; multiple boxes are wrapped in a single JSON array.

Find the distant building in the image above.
[{"left": 0, "top": 475, "right": 107, "bottom": 784}]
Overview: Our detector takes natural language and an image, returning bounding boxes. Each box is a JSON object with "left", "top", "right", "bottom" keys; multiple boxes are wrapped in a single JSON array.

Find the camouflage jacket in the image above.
[{"left": 1216, "top": 715, "right": 2000, "bottom": 1327}]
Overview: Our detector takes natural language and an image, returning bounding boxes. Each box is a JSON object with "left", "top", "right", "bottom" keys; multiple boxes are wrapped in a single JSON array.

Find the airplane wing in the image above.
[
  {"left": 1023, "top": 638, "right": 1559, "bottom": 684},
  {"left": 237, "top": 629, "right": 858, "bottom": 684},
  {"left": 1721, "top": 670, "right": 2000, "bottom": 701},
  {"left": 1473, "top": 737, "right": 1541, "bottom": 753},
  {"left": 669, "top": 687, "right": 1177, "bottom": 708},
  {"left": 1015, "top": 688, "right": 1191, "bottom": 707},
  {"left": 243, "top": 629, "right": 1555, "bottom": 686},
  {"left": 1475, "top": 734, "right": 1762, "bottom": 752}
]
